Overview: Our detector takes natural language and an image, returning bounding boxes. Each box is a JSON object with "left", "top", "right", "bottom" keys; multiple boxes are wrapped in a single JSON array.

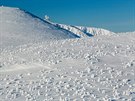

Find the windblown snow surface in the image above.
[{"left": 0, "top": 7, "right": 135, "bottom": 101}]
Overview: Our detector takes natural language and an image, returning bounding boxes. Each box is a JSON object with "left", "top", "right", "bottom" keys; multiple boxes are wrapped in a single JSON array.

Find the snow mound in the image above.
[
  {"left": 54, "top": 23, "right": 115, "bottom": 37},
  {"left": 0, "top": 6, "right": 79, "bottom": 47}
]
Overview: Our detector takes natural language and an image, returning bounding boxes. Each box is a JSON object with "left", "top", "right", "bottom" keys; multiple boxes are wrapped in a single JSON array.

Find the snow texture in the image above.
[{"left": 0, "top": 6, "right": 135, "bottom": 101}]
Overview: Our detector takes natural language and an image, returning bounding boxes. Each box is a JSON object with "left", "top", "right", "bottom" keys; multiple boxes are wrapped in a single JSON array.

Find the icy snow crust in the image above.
[{"left": 0, "top": 6, "right": 135, "bottom": 101}]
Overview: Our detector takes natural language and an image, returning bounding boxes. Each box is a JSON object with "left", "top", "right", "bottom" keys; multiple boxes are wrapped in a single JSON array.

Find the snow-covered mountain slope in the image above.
[
  {"left": 0, "top": 6, "right": 79, "bottom": 47},
  {"left": 0, "top": 6, "right": 135, "bottom": 101},
  {"left": 55, "top": 24, "right": 91, "bottom": 37},
  {"left": 54, "top": 23, "right": 115, "bottom": 37},
  {"left": 76, "top": 26, "right": 115, "bottom": 36}
]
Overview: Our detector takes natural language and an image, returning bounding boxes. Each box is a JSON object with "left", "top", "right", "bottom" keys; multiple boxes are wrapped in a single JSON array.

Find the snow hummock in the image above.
[{"left": 0, "top": 6, "right": 135, "bottom": 101}]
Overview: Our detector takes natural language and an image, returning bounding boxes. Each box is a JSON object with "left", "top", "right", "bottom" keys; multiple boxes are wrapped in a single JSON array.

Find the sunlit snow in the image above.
[{"left": 0, "top": 6, "right": 135, "bottom": 101}]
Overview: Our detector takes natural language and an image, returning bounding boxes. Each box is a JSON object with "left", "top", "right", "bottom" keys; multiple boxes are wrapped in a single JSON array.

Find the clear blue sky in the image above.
[{"left": 1, "top": 0, "right": 135, "bottom": 32}]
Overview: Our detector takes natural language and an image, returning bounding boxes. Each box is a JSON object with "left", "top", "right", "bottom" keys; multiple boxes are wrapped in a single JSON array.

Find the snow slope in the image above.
[
  {"left": 55, "top": 24, "right": 91, "bottom": 37},
  {"left": 0, "top": 33, "right": 135, "bottom": 101},
  {"left": 0, "top": 6, "right": 135, "bottom": 101},
  {"left": 0, "top": 6, "right": 79, "bottom": 48},
  {"left": 76, "top": 26, "right": 115, "bottom": 36},
  {"left": 54, "top": 23, "right": 115, "bottom": 37}
]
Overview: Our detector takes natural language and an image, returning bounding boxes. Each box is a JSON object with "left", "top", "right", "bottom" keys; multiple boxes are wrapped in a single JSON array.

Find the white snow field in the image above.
[{"left": 0, "top": 6, "right": 135, "bottom": 101}]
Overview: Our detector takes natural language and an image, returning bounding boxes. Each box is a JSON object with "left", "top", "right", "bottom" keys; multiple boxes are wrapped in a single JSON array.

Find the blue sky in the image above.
[{"left": 1, "top": 0, "right": 135, "bottom": 32}]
